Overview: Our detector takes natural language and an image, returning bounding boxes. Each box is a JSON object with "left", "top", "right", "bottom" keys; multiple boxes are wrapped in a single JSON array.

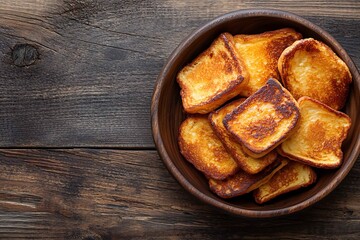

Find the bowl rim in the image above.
[{"left": 151, "top": 8, "right": 360, "bottom": 218}]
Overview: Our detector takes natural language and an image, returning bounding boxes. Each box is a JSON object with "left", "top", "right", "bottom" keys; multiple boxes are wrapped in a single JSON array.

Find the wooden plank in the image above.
[
  {"left": 0, "top": 149, "right": 359, "bottom": 239},
  {"left": 0, "top": 1, "right": 359, "bottom": 148}
]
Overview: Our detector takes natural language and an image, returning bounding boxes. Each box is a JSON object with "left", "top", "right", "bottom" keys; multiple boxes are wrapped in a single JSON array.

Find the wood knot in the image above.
[{"left": 12, "top": 44, "right": 39, "bottom": 67}]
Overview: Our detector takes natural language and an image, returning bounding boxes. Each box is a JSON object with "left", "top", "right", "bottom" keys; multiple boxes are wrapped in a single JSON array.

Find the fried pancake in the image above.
[
  {"left": 178, "top": 116, "right": 239, "bottom": 180},
  {"left": 177, "top": 33, "right": 249, "bottom": 114},
  {"left": 278, "top": 38, "right": 352, "bottom": 110},
  {"left": 254, "top": 161, "right": 317, "bottom": 204},
  {"left": 224, "top": 79, "right": 300, "bottom": 158},
  {"left": 209, "top": 158, "right": 288, "bottom": 198},
  {"left": 234, "top": 28, "right": 302, "bottom": 97},
  {"left": 278, "top": 97, "right": 351, "bottom": 169},
  {"left": 209, "top": 98, "right": 277, "bottom": 174}
]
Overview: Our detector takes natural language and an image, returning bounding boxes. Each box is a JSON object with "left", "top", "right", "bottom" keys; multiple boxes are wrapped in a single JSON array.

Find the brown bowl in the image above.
[{"left": 151, "top": 9, "right": 360, "bottom": 218}]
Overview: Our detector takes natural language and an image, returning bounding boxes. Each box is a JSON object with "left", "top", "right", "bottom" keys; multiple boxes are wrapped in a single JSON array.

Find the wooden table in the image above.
[{"left": 0, "top": 1, "right": 359, "bottom": 239}]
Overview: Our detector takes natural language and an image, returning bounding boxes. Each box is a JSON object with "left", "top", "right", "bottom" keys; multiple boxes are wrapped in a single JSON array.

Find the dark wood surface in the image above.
[{"left": 0, "top": 1, "right": 359, "bottom": 239}]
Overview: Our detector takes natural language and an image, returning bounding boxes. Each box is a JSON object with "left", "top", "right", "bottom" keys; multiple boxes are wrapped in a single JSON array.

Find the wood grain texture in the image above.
[
  {"left": 1, "top": 1, "right": 360, "bottom": 239},
  {"left": 0, "top": 149, "right": 359, "bottom": 239},
  {"left": 0, "top": 0, "right": 359, "bottom": 147}
]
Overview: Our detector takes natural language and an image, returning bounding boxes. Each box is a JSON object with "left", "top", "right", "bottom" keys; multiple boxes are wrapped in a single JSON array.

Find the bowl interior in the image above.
[{"left": 153, "top": 10, "right": 360, "bottom": 217}]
